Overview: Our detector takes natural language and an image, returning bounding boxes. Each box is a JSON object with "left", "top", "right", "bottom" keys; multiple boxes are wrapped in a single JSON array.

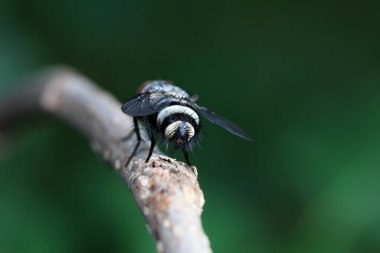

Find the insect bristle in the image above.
[{"left": 121, "top": 80, "right": 252, "bottom": 166}]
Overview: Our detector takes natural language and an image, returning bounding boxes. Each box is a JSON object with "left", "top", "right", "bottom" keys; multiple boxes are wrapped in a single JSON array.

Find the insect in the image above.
[{"left": 121, "top": 80, "right": 252, "bottom": 166}]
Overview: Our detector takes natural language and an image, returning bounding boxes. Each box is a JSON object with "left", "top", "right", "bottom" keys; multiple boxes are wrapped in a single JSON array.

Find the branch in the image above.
[{"left": 0, "top": 66, "right": 212, "bottom": 253}]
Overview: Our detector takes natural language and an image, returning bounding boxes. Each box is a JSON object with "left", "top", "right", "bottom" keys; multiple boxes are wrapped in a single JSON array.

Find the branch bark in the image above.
[{"left": 0, "top": 66, "right": 212, "bottom": 253}]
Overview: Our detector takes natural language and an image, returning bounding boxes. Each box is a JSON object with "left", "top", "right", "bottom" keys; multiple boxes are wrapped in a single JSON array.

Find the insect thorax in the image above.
[{"left": 141, "top": 81, "right": 190, "bottom": 99}]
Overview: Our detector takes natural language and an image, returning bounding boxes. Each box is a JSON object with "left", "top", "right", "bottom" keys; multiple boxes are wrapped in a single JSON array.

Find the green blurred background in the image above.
[{"left": 1, "top": 0, "right": 380, "bottom": 252}]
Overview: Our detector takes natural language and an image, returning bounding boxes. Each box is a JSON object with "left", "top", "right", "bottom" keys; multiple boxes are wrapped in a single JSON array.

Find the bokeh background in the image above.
[{"left": 1, "top": 1, "right": 380, "bottom": 252}]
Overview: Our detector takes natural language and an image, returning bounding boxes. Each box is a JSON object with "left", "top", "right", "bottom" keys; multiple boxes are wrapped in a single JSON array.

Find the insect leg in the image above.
[
  {"left": 120, "top": 130, "right": 135, "bottom": 141},
  {"left": 145, "top": 118, "right": 156, "bottom": 163},
  {"left": 183, "top": 149, "right": 191, "bottom": 165},
  {"left": 125, "top": 117, "right": 141, "bottom": 167}
]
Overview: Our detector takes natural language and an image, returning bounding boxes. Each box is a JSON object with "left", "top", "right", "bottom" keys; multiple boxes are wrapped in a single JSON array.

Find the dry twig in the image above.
[{"left": 0, "top": 67, "right": 212, "bottom": 253}]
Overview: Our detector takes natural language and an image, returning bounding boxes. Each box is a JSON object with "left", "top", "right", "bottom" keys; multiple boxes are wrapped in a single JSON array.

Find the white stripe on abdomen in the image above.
[{"left": 157, "top": 105, "right": 199, "bottom": 127}]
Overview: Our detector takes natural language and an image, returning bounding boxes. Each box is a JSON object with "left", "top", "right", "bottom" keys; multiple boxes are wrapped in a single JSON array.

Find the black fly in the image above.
[{"left": 121, "top": 80, "right": 252, "bottom": 166}]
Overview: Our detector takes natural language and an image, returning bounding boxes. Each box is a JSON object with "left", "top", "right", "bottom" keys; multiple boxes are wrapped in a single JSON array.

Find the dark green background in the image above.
[{"left": 1, "top": 1, "right": 380, "bottom": 252}]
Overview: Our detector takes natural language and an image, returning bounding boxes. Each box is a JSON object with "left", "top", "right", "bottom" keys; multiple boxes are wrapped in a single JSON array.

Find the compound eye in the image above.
[{"left": 164, "top": 121, "right": 195, "bottom": 142}]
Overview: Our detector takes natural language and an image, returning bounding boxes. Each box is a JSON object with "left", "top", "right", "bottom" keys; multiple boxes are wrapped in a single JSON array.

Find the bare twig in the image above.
[{"left": 0, "top": 67, "right": 212, "bottom": 253}]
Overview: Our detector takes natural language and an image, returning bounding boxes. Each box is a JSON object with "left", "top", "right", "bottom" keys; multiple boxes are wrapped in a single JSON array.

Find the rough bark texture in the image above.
[{"left": 0, "top": 67, "right": 212, "bottom": 253}]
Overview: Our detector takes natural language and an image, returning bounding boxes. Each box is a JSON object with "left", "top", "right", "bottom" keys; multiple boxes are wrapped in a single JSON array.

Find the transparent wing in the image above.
[
  {"left": 195, "top": 104, "right": 253, "bottom": 141},
  {"left": 121, "top": 92, "right": 173, "bottom": 116}
]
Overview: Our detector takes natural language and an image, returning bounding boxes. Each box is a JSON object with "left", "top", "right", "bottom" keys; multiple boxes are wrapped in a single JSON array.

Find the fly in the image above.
[{"left": 121, "top": 80, "right": 252, "bottom": 166}]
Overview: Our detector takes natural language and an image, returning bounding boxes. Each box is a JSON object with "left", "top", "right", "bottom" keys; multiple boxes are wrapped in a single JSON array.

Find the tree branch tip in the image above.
[{"left": 145, "top": 155, "right": 198, "bottom": 178}]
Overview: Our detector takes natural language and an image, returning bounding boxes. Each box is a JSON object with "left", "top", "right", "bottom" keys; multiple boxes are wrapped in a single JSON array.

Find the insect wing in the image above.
[
  {"left": 195, "top": 105, "right": 253, "bottom": 141},
  {"left": 121, "top": 92, "right": 175, "bottom": 117},
  {"left": 121, "top": 93, "right": 150, "bottom": 116}
]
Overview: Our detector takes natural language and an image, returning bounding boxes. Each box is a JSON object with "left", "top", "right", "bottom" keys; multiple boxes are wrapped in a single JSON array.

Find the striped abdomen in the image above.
[{"left": 156, "top": 105, "right": 200, "bottom": 145}]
